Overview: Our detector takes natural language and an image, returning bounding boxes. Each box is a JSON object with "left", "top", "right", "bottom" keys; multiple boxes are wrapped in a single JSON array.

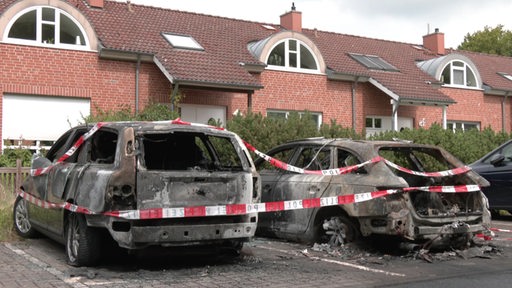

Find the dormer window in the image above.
[
  {"left": 4, "top": 6, "right": 88, "bottom": 49},
  {"left": 266, "top": 39, "right": 318, "bottom": 71},
  {"left": 441, "top": 60, "right": 477, "bottom": 88}
]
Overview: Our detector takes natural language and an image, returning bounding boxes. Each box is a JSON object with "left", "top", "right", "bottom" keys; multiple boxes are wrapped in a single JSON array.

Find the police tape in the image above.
[
  {"left": 30, "top": 122, "right": 105, "bottom": 177},
  {"left": 28, "top": 118, "right": 472, "bottom": 178},
  {"left": 17, "top": 184, "right": 481, "bottom": 220}
]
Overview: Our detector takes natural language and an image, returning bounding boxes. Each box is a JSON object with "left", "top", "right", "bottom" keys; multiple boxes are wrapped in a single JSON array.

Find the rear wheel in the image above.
[
  {"left": 66, "top": 213, "right": 102, "bottom": 267},
  {"left": 13, "top": 196, "right": 38, "bottom": 238},
  {"left": 317, "top": 215, "right": 360, "bottom": 246}
]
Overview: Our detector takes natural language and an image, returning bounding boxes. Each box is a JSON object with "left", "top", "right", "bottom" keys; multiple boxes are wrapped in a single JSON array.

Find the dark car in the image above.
[
  {"left": 470, "top": 139, "right": 512, "bottom": 214},
  {"left": 255, "top": 138, "right": 490, "bottom": 248},
  {"left": 13, "top": 121, "right": 260, "bottom": 266}
]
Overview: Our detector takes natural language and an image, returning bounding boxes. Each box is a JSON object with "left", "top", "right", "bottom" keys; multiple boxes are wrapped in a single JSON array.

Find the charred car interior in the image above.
[
  {"left": 255, "top": 138, "right": 491, "bottom": 249},
  {"left": 13, "top": 122, "right": 261, "bottom": 266}
]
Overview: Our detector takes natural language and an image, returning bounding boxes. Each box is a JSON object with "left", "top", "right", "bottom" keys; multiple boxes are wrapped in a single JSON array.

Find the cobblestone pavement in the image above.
[{"left": 2, "top": 225, "right": 512, "bottom": 288}]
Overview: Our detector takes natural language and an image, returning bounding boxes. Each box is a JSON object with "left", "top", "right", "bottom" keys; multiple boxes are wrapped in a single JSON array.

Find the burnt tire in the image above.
[
  {"left": 13, "top": 196, "right": 38, "bottom": 238},
  {"left": 317, "top": 215, "right": 360, "bottom": 246},
  {"left": 66, "top": 213, "right": 102, "bottom": 267}
]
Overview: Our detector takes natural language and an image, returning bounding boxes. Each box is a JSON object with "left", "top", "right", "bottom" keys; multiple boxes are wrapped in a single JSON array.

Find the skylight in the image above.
[
  {"left": 499, "top": 72, "right": 512, "bottom": 81},
  {"left": 349, "top": 54, "right": 399, "bottom": 72},
  {"left": 162, "top": 33, "right": 204, "bottom": 51}
]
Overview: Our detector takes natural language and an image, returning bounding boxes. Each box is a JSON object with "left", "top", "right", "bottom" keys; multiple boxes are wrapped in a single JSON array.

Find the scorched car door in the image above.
[{"left": 276, "top": 146, "right": 332, "bottom": 234}]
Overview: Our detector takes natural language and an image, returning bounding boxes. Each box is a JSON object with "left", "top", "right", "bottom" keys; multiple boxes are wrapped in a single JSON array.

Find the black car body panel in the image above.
[{"left": 470, "top": 139, "right": 512, "bottom": 211}]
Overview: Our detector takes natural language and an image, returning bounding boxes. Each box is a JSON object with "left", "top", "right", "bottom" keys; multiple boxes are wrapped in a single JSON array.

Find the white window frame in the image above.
[
  {"left": 162, "top": 33, "right": 204, "bottom": 51},
  {"left": 267, "top": 110, "right": 322, "bottom": 129},
  {"left": 3, "top": 6, "right": 90, "bottom": 51},
  {"left": 441, "top": 60, "right": 478, "bottom": 89},
  {"left": 447, "top": 121, "right": 480, "bottom": 132},
  {"left": 266, "top": 38, "right": 320, "bottom": 74}
]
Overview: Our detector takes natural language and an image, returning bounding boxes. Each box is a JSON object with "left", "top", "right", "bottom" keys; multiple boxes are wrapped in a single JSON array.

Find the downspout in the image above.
[
  {"left": 391, "top": 99, "right": 399, "bottom": 131},
  {"left": 170, "top": 83, "right": 180, "bottom": 112},
  {"left": 502, "top": 92, "right": 510, "bottom": 132},
  {"left": 247, "top": 91, "right": 253, "bottom": 113},
  {"left": 442, "top": 105, "right": 447, "bottom": 129},
  {"left": 135, "top": 54, "right": 141, "bottom": 115},
  {"left": 351, "top": 77, "right": 359, "bottom": 131}
]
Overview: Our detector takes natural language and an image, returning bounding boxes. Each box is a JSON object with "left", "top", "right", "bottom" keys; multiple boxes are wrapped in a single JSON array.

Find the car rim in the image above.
[
  {"left": 67, "top": 215, "right": 80, "bottom": 263},
  {"left": 322, "top": 216, "right": 353, "bottom": 246},
  {"left": 15, "top": 199, "right": 31, "bottom": 234}
]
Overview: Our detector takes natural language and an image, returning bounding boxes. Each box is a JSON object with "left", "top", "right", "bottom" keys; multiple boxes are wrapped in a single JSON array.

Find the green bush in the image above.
[
  {"left": 370, "top": 123, "right": 511, "bottom": 164},
  {"left": 0, "top": 149, "right": 32, "bottom": 167}
]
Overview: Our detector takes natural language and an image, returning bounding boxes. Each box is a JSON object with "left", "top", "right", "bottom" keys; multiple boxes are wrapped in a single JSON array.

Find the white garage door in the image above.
[
  {"left": 2, "top": 95, "right": 90, "bottom": 150},
  {"left": 180, "top": 104, "right": 226, "bottom": 126}
]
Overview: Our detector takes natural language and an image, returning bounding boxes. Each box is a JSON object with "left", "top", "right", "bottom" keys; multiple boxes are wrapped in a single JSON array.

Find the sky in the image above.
[{"left": 118, "top": 0, "right": 512, "bottom": 49}]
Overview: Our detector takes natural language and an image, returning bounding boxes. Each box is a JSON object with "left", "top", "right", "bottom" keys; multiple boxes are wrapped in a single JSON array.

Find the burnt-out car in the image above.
[
  {"left": 255, "top": 138, "right": 491, "bottom": 248},
  {"left": 470, "top": 139, "right": 512, "bottom": 214},
  {"left": 13, "top": 121, "right": 260, "bottom": 266}
]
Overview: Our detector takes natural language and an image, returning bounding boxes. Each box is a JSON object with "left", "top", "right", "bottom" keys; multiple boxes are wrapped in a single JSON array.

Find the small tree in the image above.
[{"left": 458, "top": 24, "right": 512, "bottom": 56}]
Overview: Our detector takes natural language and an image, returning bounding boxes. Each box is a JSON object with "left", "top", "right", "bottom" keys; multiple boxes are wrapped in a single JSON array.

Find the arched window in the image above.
[
  {"left": 266, "top": 39, "right": 318, "bottom": 71},
  {"left": 5, "top": 6, "right": 88, "bottom": 49},
  {"left": 441, "top": 60, "right": 478, "bottom": 88}
]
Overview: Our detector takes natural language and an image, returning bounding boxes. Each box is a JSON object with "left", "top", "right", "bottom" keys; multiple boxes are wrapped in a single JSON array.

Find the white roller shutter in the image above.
[
  {"left": 180, "top": 104, "right": 226, "bottom": 126},
  {"left": 2, "top": 95, "right": 90, "bottom": 142}
]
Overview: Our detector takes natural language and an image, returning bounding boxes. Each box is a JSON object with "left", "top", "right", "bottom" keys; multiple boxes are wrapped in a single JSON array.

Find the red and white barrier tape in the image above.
[
  {"left": 29, "top": 118, "right": 472, "bottom": 179},
  {"left": 382, "top": 159, "right": 471, "bottom": 177},
  {"left": 21, "top": 118, "right": 481, "bottom": 221},
  {"left": 30, "top": 122, "right": 105, "bottom": 176},
  {"left": 17, "top": 184, "right": 480, "bottom": 220}
]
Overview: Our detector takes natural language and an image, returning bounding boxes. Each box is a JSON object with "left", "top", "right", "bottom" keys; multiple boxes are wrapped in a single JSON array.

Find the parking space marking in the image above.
[
  {"left": 4, "top": 243, "right": 87, "bottom": 288},
  {"left": 256, "top": 244, "right": 406, "bottom": 277}
]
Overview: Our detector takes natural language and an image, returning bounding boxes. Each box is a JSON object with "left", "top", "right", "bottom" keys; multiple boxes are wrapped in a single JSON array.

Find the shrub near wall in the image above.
[
  {"left": 370, "top": 124, "right": 511, "bottom": 164},
  {"left": 227, "top": 112, "right": 362, "bottom": 154}
]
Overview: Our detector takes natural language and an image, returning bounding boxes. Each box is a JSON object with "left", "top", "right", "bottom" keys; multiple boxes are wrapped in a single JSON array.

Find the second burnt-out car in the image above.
[
  {"left": 13, "top": 121, "right": 260, "bottom": 266},
  {"left": 255, "top": 138, "right": 491, "bottom": 248}
]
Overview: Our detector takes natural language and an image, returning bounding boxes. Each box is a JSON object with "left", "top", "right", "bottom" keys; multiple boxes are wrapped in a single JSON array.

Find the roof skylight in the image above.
[
  {"left": 349, "top": 53, "right": 399, "bottom": 72},
  {"left": 163, "top": 33, "right": 204, "bottom": 51}
]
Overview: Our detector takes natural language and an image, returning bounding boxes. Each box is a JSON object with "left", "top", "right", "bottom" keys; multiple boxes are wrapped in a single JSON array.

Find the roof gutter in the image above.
[{"left": 98, "top": 47, "right": 154, "bottom": 62}]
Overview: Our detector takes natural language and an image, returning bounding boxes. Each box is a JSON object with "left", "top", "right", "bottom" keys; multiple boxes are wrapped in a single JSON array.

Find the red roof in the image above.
[{"left": 3, "top": 0, "right": 512, "bottom": 101}]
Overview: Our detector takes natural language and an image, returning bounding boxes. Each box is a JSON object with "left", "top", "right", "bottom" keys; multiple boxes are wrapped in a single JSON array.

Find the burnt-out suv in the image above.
[
  {"left": 255, "top": 138, "right": 491, "bottom": 248},
  {"left": 13, "top": 121, "right": 260, "bottom": 266}
]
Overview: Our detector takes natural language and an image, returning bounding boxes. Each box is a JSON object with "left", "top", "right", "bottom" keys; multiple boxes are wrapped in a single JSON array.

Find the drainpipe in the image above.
[
  {"left": 247, "top": 91, "right": 253, "bottom": 113},
  {"left": 502, "top": 92, "right": 510, "bottom": 132},
  {"left": 442, "top": 105, "right": 447, "bottom": 129},
  {"left": 391, "top": 99, "right": 399, "bottom": 131},
  {"left": 351, "top": 77, "right": 359, "bottom": 131},
  {"left": 135, "top": 54, "right": 141, "bottom": 115},
  {"left": 170, "top": 83, "right": 180, "bottom": 112}
]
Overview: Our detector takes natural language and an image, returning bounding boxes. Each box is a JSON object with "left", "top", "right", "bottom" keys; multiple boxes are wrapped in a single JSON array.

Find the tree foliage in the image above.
[{"left": 458, "top": 24, "right": 512, "bottom": 56}]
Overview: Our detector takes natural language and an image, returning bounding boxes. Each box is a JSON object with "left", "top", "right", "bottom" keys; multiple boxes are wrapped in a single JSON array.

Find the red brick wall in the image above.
[
  {"left": 442, "top": 87, "right": 508, "bottom": 131},
  {"left": 252, "top": 70, "right": 355, "bottom": 128},
  {"left": 0, "top": 43, "right": 169, "bottom": 141}
]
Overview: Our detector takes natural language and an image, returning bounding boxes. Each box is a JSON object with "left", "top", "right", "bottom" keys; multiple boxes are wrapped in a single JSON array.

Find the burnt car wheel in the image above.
[
  {"left": 13, "top": 196, "right": 38, "bottom": 238},
  {"left": 66, "top": 213, "right": 102, "bottom": 267},
  {"left": 318, "top": 215, "right": 360, "bottom": 246}
]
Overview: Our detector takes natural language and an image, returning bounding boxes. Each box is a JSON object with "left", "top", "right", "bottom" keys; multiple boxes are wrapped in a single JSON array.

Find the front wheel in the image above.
[
  {"left": 66, "top": 213, "right": 102, "bottom": 267},
  {"left": 317, "top": 215, "right": 360, "bottom": 246},
  {"left": 13, "top": 196, "right": 38, "bottom": 238}
]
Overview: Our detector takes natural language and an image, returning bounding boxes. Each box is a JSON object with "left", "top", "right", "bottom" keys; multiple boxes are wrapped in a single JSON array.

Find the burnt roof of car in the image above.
[
  {"left": 282, "top": 137, "right": 438, "bottom": 148},
  {"left": 81, "top": 121, "right": 235, "bottom": 135}
]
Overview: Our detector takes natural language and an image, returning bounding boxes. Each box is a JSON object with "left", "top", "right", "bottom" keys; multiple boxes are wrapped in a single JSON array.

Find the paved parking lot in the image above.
[{"left": 2, "top": 218, "right": 512, "bottom": 288}]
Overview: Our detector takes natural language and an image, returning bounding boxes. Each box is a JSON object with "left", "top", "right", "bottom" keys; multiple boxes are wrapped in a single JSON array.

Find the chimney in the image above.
[
  {"left": 280, "top": 3, "right": 302, "bottom": 32},
  {"left": 87, "top": 0, "right": 104, "bottom": 8},
  {"left": 423, "top": 28, "right": 445, "bottom": 55}
]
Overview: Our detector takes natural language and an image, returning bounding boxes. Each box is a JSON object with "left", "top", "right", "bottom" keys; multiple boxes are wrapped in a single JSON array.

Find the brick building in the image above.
[{"left": 1, "top": 0, "right": 512, "bottom": 151}]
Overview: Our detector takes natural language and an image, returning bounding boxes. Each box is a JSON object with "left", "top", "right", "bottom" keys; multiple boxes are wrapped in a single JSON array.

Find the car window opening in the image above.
[
  {"left": 141, "top": 132, "right": 243, "bottom": 171},
  {"left": 378, "top": 147, "right": 484, "bottom": 217}
]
